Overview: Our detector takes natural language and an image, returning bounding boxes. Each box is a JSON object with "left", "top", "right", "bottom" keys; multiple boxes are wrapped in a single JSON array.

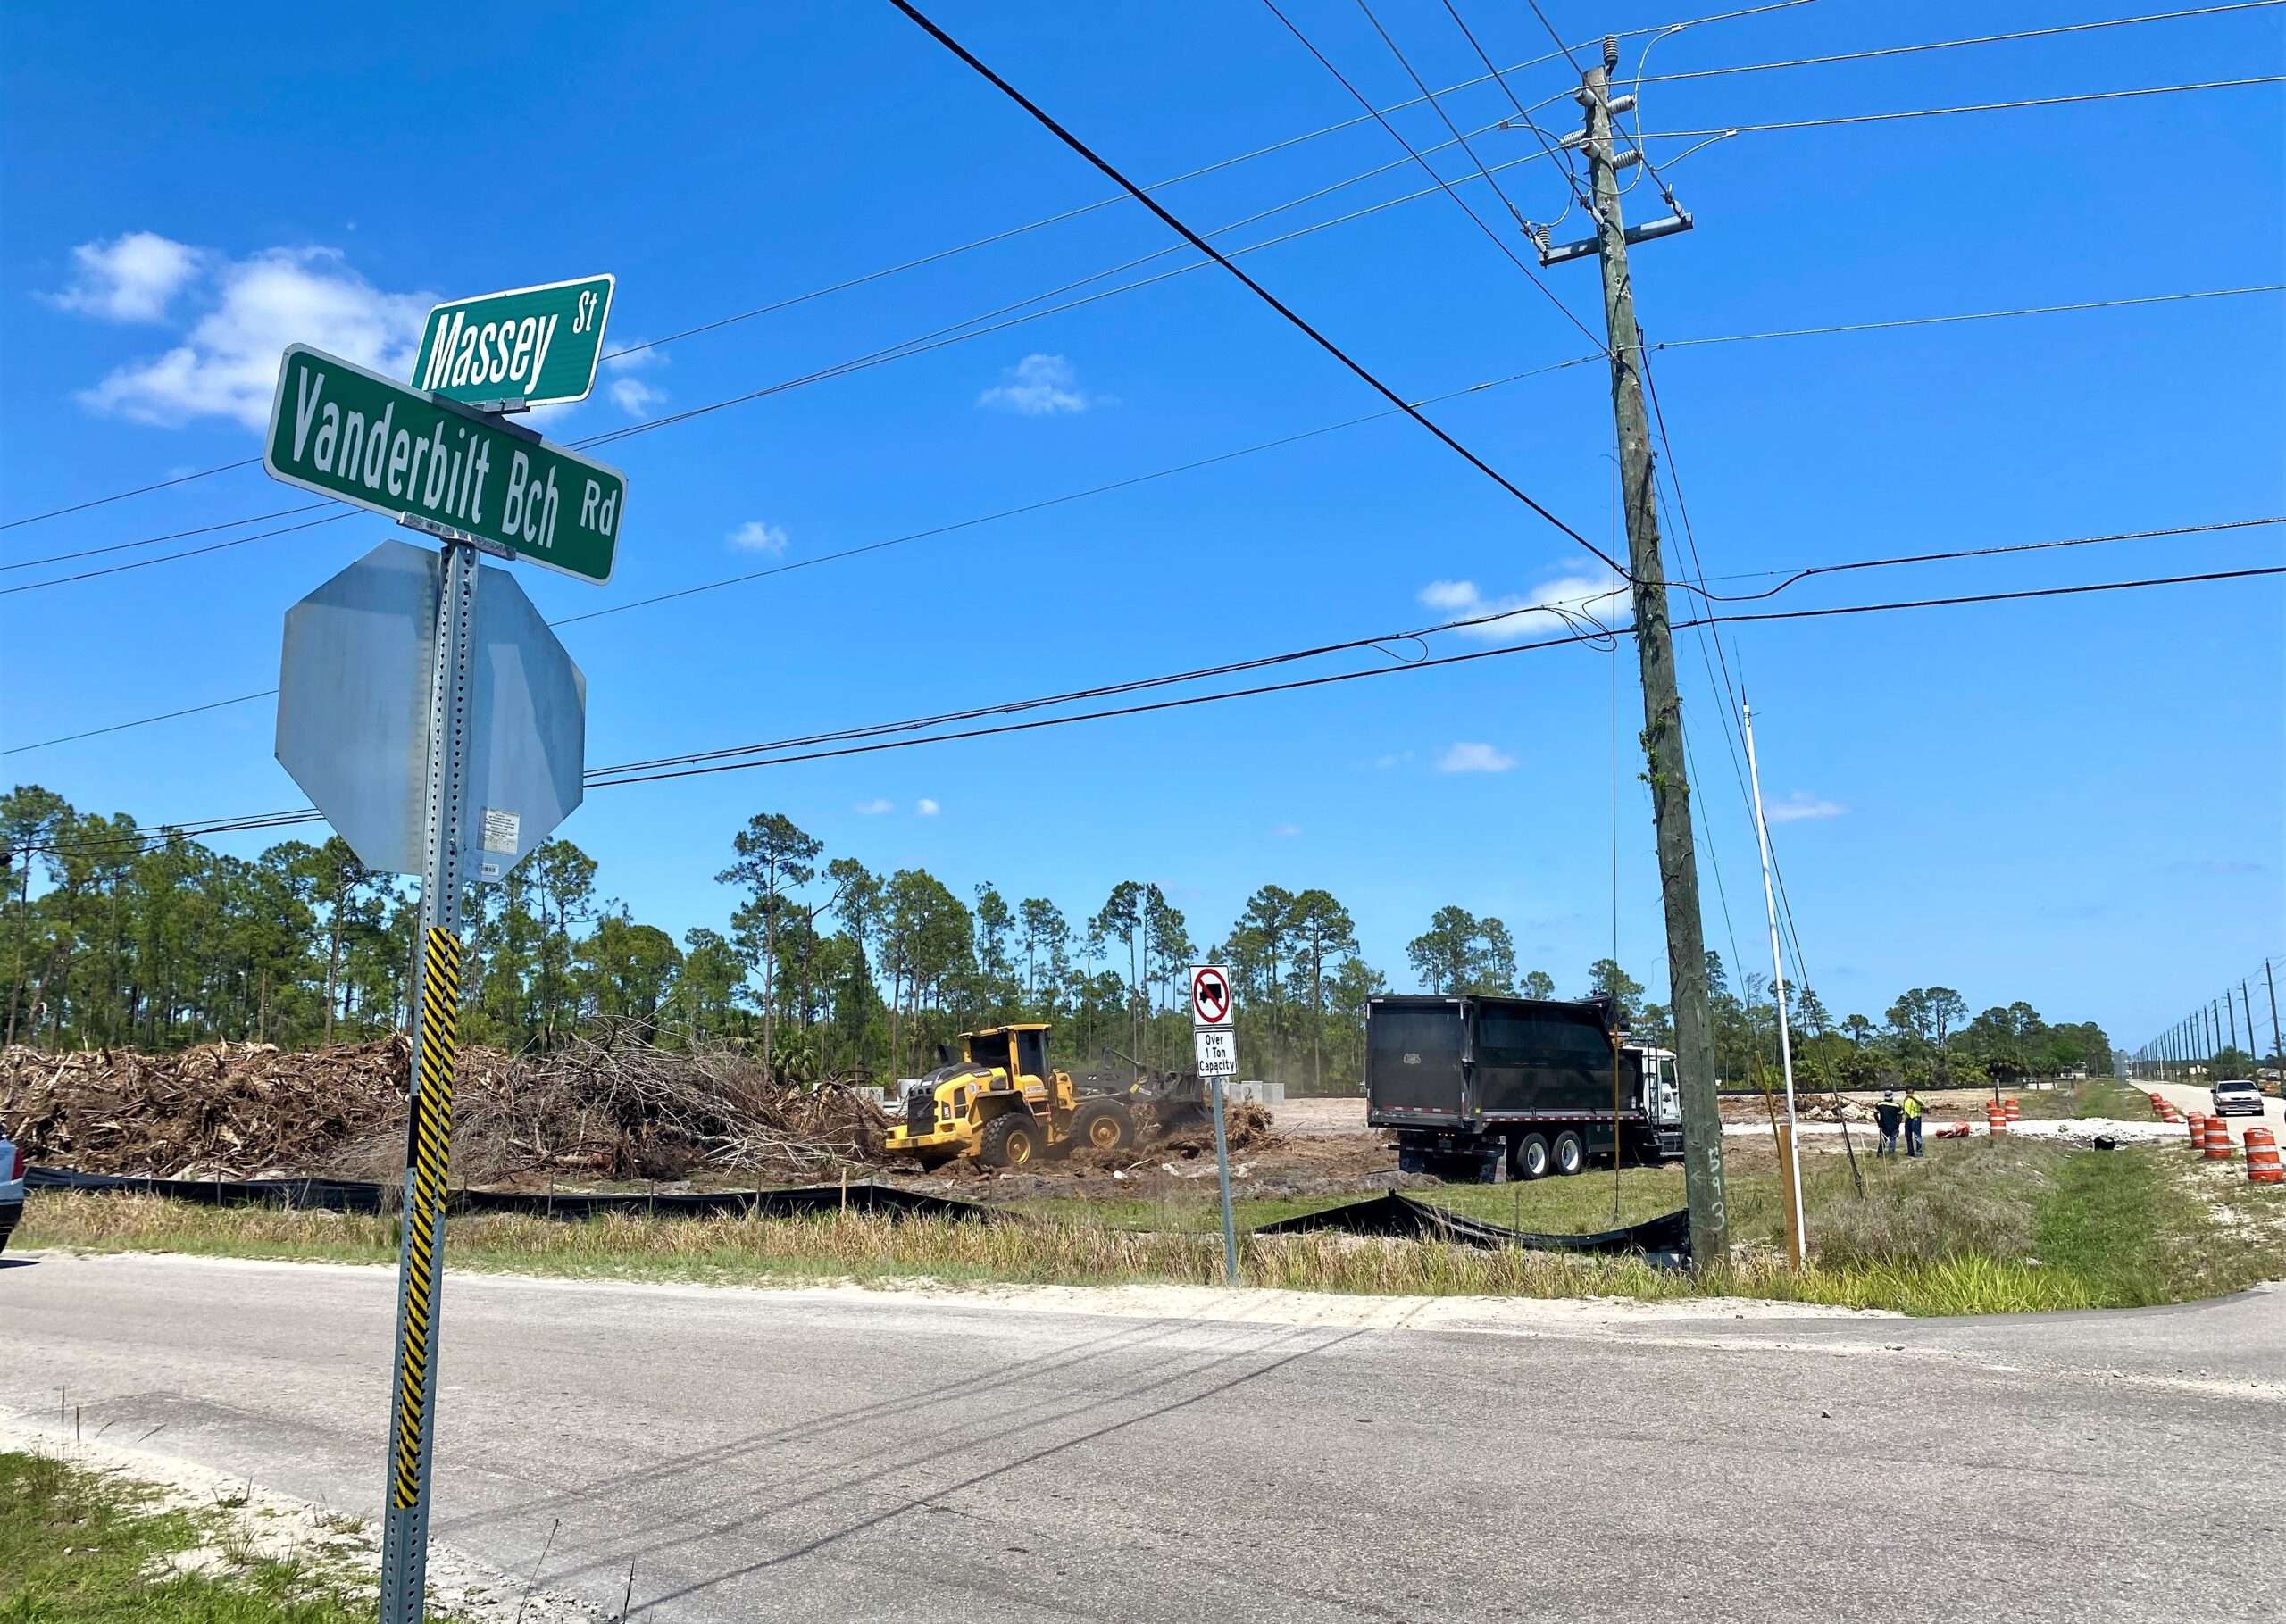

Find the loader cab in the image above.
[{"left": 960, "top": 1023, "right": 1053, "bottom": 1089}]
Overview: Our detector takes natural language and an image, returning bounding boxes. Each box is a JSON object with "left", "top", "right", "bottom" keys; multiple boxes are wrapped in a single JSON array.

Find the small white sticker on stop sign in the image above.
[{"left": 1190, "top": 964, "right": 1233, "bottom": 1029}]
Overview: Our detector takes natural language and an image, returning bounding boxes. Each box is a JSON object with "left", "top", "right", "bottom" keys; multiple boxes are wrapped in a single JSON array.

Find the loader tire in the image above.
[
  {"left": 980, "top": 1112, "right": 1042, "bottom": 1169},
  {"left": 1073, "top": 1098, "right": 1137, "bottom": 1153}
]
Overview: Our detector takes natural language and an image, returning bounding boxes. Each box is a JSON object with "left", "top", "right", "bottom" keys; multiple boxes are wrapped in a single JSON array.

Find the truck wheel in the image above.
[
  {"left": 979, "top": 1113, "right": 1041, "bottom": 1168},
  {"left": 1553, "top": 1131, "right": 1585, "bottom": 1176},
  {"left": 1073, "top": 1099, "right": 1137, "bottom": 1152},
  {"left": 1511, "top": 1134, "right": 1550, "bottom": 1181}
]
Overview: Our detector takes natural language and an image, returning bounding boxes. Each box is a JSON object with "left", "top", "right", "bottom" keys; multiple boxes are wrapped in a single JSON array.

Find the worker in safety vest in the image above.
[
  {"left": 1901, "top": 1088, "right": 1926, "bottom": 1158},
  {"left": 1873, "top": 1091, "right": 1903, "bottom": 1156}
]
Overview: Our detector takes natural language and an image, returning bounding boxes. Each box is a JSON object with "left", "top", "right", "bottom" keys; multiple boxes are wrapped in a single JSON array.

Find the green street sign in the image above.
[
  {"left": 411, "top": 273, "right": 614, "bottom": 409},
  {"left": 263, "top": 345, "right": 626, "bottom": 585}
]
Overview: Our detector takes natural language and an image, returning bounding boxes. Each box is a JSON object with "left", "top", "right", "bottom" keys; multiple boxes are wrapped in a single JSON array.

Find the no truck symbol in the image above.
[{"left": 1191, "top": 965, "right": 1232, "bottom": 1028}]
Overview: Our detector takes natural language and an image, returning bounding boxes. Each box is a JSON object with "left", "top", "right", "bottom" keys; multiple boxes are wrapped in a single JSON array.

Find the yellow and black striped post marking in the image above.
[{"left": 390, "top": 926, "right": 460, "bottom": 1511}]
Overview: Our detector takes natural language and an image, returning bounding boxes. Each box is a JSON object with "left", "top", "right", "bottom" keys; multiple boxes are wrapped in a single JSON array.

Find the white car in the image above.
[
  {"left": 2210, "top": 1078, "right": 2266, "bottom": 1119},
  {"left": 0, "top": 1135, "right": 22, "bottom": 1254}
]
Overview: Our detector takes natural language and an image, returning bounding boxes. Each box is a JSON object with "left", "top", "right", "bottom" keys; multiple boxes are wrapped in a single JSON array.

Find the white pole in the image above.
[{"left": 1740, "top": 699, "right": 1807, "bottom": 1262}]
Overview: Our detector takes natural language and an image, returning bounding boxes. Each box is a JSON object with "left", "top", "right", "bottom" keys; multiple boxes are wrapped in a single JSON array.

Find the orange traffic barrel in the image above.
[
  {"left": 2188, "top": 1113, "right": 2207, "bottom": 1145},
  {"left": 2247, "top": 1128, "right": 2283, "bottom": 1187},
  {"left": 2202, "top": 1116, "right": 2235, "bottom": 1161},
  {"left": 2003, "top": 1098, "right": 2021, "bottom": 1123},
  {"left": 1985, "top": 1102, "right": 2007, "bottom": 1135}
]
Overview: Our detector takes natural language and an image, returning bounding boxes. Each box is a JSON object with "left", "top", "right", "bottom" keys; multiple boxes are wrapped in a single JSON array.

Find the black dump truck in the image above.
[{"left": 1366, "top": 994, "right": 1684, "bottom": 1182}]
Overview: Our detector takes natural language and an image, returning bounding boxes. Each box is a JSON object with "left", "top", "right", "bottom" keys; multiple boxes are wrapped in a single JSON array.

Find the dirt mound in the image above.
[{"left": 0, "top": 1036, "right": 889, "bottom": 1185}]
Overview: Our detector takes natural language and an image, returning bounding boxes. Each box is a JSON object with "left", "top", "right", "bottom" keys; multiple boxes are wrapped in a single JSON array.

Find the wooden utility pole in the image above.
[
  {"left": 2265, "top": 960, "right": 2282, "bottom": 1072},
  {"left": 1539, "top": 41, "right": 1727, "bottom": 1261}
]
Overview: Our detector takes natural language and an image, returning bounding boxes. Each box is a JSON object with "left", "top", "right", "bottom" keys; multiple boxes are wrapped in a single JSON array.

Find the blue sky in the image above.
[{"left": 3, "top": 0, "right": 2281, "bottom": 1045}]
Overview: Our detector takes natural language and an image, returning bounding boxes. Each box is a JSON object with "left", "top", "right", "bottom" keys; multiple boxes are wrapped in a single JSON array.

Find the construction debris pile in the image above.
[
  {"left": 0, "top": 1036, "right": 889, "bottom": 1185},
  {"left": 1160, "top": 1099, "right": 1277, "bottom": 1155}
]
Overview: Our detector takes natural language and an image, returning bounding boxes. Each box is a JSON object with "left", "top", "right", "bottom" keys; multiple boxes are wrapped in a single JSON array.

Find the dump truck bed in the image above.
[{"left": 1366, "top": 995, "right": 1623, "bottom": 1128}]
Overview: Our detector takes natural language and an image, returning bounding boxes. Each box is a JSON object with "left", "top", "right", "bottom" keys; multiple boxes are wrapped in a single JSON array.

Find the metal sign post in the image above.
[
  {"left": 262, "top": 282, "right": 615, "bottom": 1622},
  {"left": 1190, "top": 965, "right": 1240, "bottom": 1287},
  {"left": 377, "top": 540, "right": 478, "bottom": 1624}
]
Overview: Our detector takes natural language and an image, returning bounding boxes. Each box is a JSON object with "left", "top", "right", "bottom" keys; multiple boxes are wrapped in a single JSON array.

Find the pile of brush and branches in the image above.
[{"left": 0, "top": 1030, "right": 889, "bottom": 1186}]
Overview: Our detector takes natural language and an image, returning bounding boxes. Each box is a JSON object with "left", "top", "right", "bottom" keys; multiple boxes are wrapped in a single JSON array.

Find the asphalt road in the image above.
[
  {"left": 4, "top": 1253, "right": 2282, "bottom": 1622},
  {"left": 2149, "top": 1079, "right": 2284, "bottom": 1145}
]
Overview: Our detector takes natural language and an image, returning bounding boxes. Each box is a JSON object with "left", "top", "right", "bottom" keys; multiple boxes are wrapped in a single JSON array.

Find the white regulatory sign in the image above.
[
  {"left": 1194, "top": 1027, "right": 1239, "bottom": 1079},
  {"left": 1189, "top": 963, "right": 1234, "bottom": 1030}
]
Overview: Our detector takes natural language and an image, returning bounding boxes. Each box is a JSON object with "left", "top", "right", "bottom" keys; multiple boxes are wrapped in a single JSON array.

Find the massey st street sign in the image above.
[
  {"left": 263, "top": 344, "right": 626, "bottom": 584},
  {"left": 411, "top": 274, "right": 614, "bottom": 409}
]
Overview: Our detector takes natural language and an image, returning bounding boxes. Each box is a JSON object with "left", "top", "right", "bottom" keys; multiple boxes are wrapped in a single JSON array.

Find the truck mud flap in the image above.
[
  {"left": 25, "top": 1166, "right": 989, "bottom": 1222},
  {"left": 1255, "top": 1190, "right": 1689, "bottom": 1263}
]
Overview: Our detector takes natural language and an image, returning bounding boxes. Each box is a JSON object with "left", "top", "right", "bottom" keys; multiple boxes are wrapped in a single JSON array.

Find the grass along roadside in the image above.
[
  {"left": 0, "top": 1447, "right": 461, "bottom": 1624},
  {"left": 19, "top": 1135, "right": 2282, "bottom": 1315}
]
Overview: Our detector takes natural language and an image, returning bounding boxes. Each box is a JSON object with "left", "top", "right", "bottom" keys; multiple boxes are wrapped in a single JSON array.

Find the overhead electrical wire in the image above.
[
  {"left": 1259, "top": 0, "right": 1608, "bottom": 354},
  {"left": 886, "top": 0, "right": 1625, "bottom": 575},
  {"left": 1622, "top": 74, "right": 2285, "bottom": 140},
  {"left": 1435, "top": 0, "right": 1596, "bottom": 215},
  {"left": 1, "top": 0, "right": 1817, "bottom": 537},
  {"left": 3, "top": 143, "right": 1582, "bottom": 594},
  {"left": 14, "top": 19, "right": 2261, "bottom": 553},
  {"left": 6, "top": 475, "right": 2276, "bottom": 759},
  {"left": 25, "top": 562, "right": 2282, "bottom": 862},
  {"left": 14, "top": 272, "right": 2275, "bottom": 595},
  {"left": 1625, "top": 2, "right": 2286, "bottom": 89}
]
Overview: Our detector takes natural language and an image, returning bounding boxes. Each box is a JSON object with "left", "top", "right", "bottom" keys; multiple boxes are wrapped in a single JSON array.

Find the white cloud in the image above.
[
  {"left": 915, "top": 798, "right": 941, "bottom": 817},
  {"left": 1418, "top": 572, "right": 1627, "bottom": 642},
  {"left": 1439, "top": 742, "right": 1518, "bottom": 774},
  {"left": 729, "top": 520, "right": 788, "bottom": 554},
  {"left": 977, "top": 353, "right": 1097, "bottom": 416},
  {"left": 72, "top": 244, "right": 431, "bottom": 430},
  {"left": 853, "top": 797, "right": 896, "bottom": 815},
  {"left": 45, "top": 232, "right": 207, "bottom": 322},
  {"left": 1371, "top": 750, "right": 1415, "bottom": 770},
  {"left": 602, "top": 337, "right": 666, "bottom": 372},
  {"left": 1764, "top": 792, "right": 1847, "bottom": 824},
  {"left": 599, "top": 335, "right": 666, "bottom": 417},
  {"left": 1271, "top": 822, "right": 1302, "bottom": 838},
  {"left": 608, "top": 377, "right": 663, "bottom": 417}
]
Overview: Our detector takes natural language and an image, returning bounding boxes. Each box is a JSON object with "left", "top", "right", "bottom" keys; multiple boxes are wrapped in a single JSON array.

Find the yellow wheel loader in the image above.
[{"left": 883, "top": 1023, "right": 1137, "bottom": 1170}]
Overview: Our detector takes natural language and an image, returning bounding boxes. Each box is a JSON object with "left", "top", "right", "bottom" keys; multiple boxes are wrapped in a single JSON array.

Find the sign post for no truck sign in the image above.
[{"left": 1191, "top": 963, "right": 1242, "bottom": 1286}]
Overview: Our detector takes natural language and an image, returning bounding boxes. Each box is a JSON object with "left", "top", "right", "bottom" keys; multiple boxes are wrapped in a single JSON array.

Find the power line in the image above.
[
  {"left": 5, "top": 422, "right": 2273, "bottom": 756},
  {"left": 1635, "top": 284, "right": 2286, "bottom": 352},
  {"left": 38, "top": 241, "right": 2268, "bottom": 598},
  {"left": 886, "top": 0, "right": 1626, "bottom": 577},
  {"left": 1, "top": 0, "right": 1813, "bottom": 537},
  {"left": 2, "top": 503, "right": 332, "bottom": 574},
  {"left": 0, "top": 460, "right": 262, "bottom": 533},
  {"left": 1522, "top": 0, "right": 1590, "bottom": 78},
  {"left": 0, "top": 512, "right": 348, "bottom": 595},
  {"left": 4, "top": 145, "right": 1581, "bottom": 594},
  {"left": 1435, "top": 0, "right": 1596, "bottom": 215},
  {"left": 1260, "top": 0, "right": 1608, "bottom": 353},
  {"left": 1629, "top": 3, "right": 2286, "bottom": 90},
  {"left": 1694, "top": 516, "right": 2284, "bottom": 604},
  {"left": 1624, "top": 75, "right": 2285, "bottom": 139},
  {"left": 29, "top": 562, "right": 2279, "bottom": 860}
]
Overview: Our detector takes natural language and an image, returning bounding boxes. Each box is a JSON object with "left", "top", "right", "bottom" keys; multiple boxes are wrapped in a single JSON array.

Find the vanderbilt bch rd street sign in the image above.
[
  {"left": 412, "top": 274, "right": 614, "bottom": 409},
  {"left": 263, "top": 345, "right": 626, "bottom": 585}
]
